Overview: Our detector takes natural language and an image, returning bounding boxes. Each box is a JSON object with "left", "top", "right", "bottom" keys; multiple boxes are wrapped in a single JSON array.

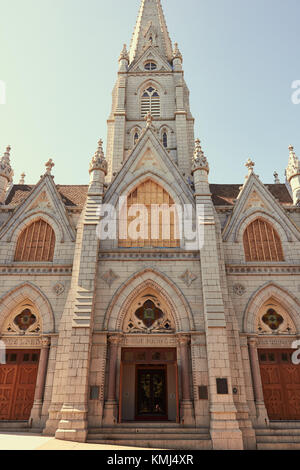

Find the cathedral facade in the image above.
[{"left": 0, "top": 0, "right": 300, "bottom": 450}]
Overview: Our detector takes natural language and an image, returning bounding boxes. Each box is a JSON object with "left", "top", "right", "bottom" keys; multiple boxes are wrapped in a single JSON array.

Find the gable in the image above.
[
  {"left": 128, "top": 46, "right": 172, "bottom": 73},
  {"left": 222, "top": 174, "right": 300, "bottom": 242},
  {"left": 0, "top": 175, "right": 76, "bottom": 242}
]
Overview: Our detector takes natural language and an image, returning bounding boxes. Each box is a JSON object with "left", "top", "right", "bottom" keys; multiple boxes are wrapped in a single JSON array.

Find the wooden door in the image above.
[
  {"left": 0, "top": 350, "right": 40, "bottom": 421},
  {"left": 259, "top": 349, "right": 300, "bottom": 421}
]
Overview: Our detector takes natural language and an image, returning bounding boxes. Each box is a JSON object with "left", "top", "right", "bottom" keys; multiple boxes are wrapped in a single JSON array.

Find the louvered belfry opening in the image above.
[
  {"left": 14, "top": 219, "right": 56, "bottom": 262},
  {"left": 119, "top": 179, "right": 180, "bottom": 248},
  {"left": 141, "top": 87, "right": 160, "bottom": 118},
  {"left": 243, "top": 218, "right": 284, "bottom": 262}
]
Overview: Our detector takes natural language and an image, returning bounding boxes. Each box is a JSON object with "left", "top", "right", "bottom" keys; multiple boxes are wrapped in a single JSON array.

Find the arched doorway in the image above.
[
  {"left": 0, "top": 285, "right": 53, "bottom": 423},
  {"left": 245, "top": 286, "right": 300, "bottom": 422}
]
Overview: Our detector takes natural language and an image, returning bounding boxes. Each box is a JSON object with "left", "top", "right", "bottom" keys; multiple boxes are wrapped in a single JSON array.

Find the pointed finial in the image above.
[
  {"left": 245, "top": 158, "right": 255, "bottom": 175},
  {"left": 119, "top": 44, "right": 129, "bottom": 62},
  {"left": 89, "top": 138, "right": 107, "bottom": 175},
  {"left": 0, "top": 145, "right": 14, "bottom": 183},
  {"left": 45, "top": 159, "right": 55, "bottom": 175},
  {"left": 173, "top": 42, "right": 182, "bottom": 61},
  {"left": 286, "top": 144, "right": 300, "bottom": 182},
  {"left": 192, "top": 139, "right": 209, "bottom": 173},
  {"left": 19, "top": 172, "right": 26, "bottom": 184},
  {"left": 273, "top": 171, "right": 280, "bottom": 184}
]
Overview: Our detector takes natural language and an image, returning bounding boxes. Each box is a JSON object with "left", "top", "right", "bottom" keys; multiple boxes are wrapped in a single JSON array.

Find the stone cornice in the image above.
[
  {"left": 0, "top": 264, "right": 72, "bottom": 275},
  {"left": 226, "top": 263, "right": 300, "bottom": 275}
]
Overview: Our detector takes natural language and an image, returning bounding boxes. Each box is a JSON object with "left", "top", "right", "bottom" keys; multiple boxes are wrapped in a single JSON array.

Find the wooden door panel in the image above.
[
  {"left": 259, "top": 349, "right": 300, "bottom": 421},
  {"left": 0, "top": 350, "right": 39, "bottom": 421}
]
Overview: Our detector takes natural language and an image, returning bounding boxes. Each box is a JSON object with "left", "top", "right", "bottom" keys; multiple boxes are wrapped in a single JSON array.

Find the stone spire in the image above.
[
  {"left": 286, "top": 145, "right": 300, "bottom": 205},
  {"left": 119, "top": 44, "right": 129, "bottom": 72},
  {"left": 89, "top": 139, "right": 107, "bottom": 194},
  {"left": 129, "top": 0, "right": 173, "bottom": 64},
  {"left": 192, "top": 139, "right": 209, "bottom": 174},
  {"left": 0, "top": 146, "right": 14, "bottom": 203}
]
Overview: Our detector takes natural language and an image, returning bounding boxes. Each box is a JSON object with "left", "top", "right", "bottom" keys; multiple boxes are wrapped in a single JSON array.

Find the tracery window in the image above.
[
  {"left": 14, "top": 219, "right": 55, "bottom": 262},
  {"left": 243, "top": 218, "right": 284, "bottom": 262},
  {"left": 145, "top": 62, "right": 157, "bottom": 71},
  {"left": 141, "top": 87, "right": 160, "bottom": 118}
]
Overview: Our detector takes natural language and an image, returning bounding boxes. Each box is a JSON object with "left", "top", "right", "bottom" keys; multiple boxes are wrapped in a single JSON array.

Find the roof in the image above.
[
  {"left": 3, "top": 183, "right": 293, "bottom": 209},
  {"left": 209, "top": 184, "right": 293, "bottom": 207},
  {"left": 5, "top": 184, "right": 89, "bottom": 208}
]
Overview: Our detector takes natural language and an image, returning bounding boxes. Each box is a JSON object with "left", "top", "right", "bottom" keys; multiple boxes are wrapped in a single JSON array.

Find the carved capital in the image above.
[
  {"left": 41, "top": 336, "right": 51, "bottom": 348},
  {"left": 247, "top": 336, "right": 258, "bottom": 348},
  {"left": 108, "top": 334, "right": 123, "bottom": 346},
  {"left": 177, "top": 334, "right": 190, "bottom": 346}
]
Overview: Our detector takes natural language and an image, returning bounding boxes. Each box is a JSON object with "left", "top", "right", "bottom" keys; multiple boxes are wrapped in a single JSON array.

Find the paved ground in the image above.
[{"left": 0, "top": 432, "right": 150, "bottom": 451}]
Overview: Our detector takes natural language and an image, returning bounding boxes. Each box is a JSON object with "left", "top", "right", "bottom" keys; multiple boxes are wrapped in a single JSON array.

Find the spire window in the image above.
[
  {"left": 162, "top": 132, "right": 168, "bottom": 148},
  {"left": 145, "top": 62, "right": 157, "bottom": 71},
  {"left": 141, "top": 87, "right": 160, "bottom": 118}
]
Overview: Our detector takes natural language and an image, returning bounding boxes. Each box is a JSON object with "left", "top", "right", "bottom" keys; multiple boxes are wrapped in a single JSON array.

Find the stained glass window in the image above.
[
  {"left": 14, "top": 309, "right": 37, "bottom": 331},
  {"left": 262, "top": 309, "right": 284, "bottom": 331}
]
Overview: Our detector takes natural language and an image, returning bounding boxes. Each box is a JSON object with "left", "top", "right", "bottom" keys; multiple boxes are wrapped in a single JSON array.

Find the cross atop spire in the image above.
[{"left": 129, "top": 0, "right": 173, "bottom": 64}]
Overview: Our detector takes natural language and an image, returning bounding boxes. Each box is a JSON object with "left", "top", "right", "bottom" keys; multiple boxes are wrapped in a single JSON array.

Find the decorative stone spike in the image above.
[
  {"left": 119, "top": 44, "right": 129, "bottom": 62},
  {"left": 192, "top": 139, "right": 209, "bottom": 173},
  {"left": 173, "top": 42, "right": 182, "bottom": 61},
  {"left": 0, "top": 145, "right": 14, "bottom": 183},
  {"left": 286, "top": 145, "right": 300, "bottom": 182},
  {"left": 89, "top": 139, "right": 108, "bottom": 175}
]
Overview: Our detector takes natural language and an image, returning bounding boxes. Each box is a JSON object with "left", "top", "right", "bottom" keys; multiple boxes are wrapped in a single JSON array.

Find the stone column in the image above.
[
  {"left": 103, "top": 335, "right": 123, "bottom": 425},
  {"left": 248, "top": 337, "right": 269, "bottom": 427},
  {"left": 177, "top": 334, "right": 195, "bottom": 425},
  {"left": 29, "top": 337, "right": 51, "bottom": 428}
]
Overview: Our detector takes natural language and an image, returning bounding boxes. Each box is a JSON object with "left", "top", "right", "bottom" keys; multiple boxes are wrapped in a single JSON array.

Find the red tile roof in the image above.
[
  {"left": 4, "top": 183, "right": 293, "bottom": 208},
  {"left": 5, "top": 184, "right": 89, "bottom": 208}
]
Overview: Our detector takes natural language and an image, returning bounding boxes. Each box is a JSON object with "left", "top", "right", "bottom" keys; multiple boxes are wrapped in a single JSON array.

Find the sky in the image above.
[{"left": 0, "top": 0, "right": 299, "bottom": 186}]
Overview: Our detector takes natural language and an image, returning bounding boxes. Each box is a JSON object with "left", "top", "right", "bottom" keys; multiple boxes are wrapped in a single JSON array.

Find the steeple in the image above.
[{"left": 129, "top": 0, "right": 173, "bottom": 64}]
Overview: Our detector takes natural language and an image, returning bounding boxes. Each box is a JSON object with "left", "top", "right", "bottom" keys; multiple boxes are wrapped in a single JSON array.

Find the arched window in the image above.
[
  {"left": 162, "top": 131, "right": 168, "bottom": 148},
  {"left": 119, "top": 179, "right": 180, "bottom": 248},
  {"left": 141, "top": 87, "right": 160, "bottom": 118},
  {"left": 134, "top": 131, "right": 139, "bottom": 146},
  {"left": 243, "top": 218, "right": 284, "bottom": 262},
  {"left": 145, "top": 61, "right": 157, "bottom": 71},
  {"left": 15, "top": 219, "right": 56, "bottom": 262}
]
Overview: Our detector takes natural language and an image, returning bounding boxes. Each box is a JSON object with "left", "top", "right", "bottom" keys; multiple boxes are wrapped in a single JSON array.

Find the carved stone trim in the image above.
[
  {"left": 179, "top": 270, "right": 197, "bottom": 287},
  {"left": 102, "top": 270, "right": 119, "bottom": 288}
]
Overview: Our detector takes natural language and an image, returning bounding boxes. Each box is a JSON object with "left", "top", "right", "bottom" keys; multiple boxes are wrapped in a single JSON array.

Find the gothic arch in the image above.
[
  {"left": 104, "top": 268, "right": 195, "bottom": 333},
  {"left": 243, "top": 282, "right": 300, "bottom": 333},
  {"left": 0, "top": 282, "right": 55, "bottom": 334},
  {"left": 136, "top": 79, "right": 166, "bottom": 97},
  {"left": 116, "top": 172, "right": 189, "bottom": 208},
  {"left": 6, "top": 211, "right": 65, "bottom": 244},
  {"left": 234, "top": 210, "right": 292, "bottom": 243}
]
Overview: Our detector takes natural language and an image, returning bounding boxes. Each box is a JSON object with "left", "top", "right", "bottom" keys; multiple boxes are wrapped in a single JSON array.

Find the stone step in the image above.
[
  {"left": 89, "top": 425, "right": 208, "bottom": 434},
  {"left": 0, "top": 421, "right": 29, "bottom": 430},
  {"left": 257, "top": 434, "right": 300, "bottom": 443},
  {"left": 87, "top": 437, "right": 212, "bottom": 451},
  {"left": 257, "top": 429, "right": 300, "bottom": 436},
  {"left": 89, "top": 431, "right": 210, "bottom": 440},
  {"left": 268, "top": 421, "right": 300, "bottom": 429},
  {"left": 257, "top": 442, "right": 300, "bottom": 450}
]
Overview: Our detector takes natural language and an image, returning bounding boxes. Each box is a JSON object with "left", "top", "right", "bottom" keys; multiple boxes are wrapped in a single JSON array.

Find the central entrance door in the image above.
[
  {"left": 136, "top": 366, "right": 168, "bottom": 421},
  {"left": 0, "top": 349, "right": 40, "bottom": 421},
  {"left": 259, "top": 349, "right": 300, "bottom": 420}
]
